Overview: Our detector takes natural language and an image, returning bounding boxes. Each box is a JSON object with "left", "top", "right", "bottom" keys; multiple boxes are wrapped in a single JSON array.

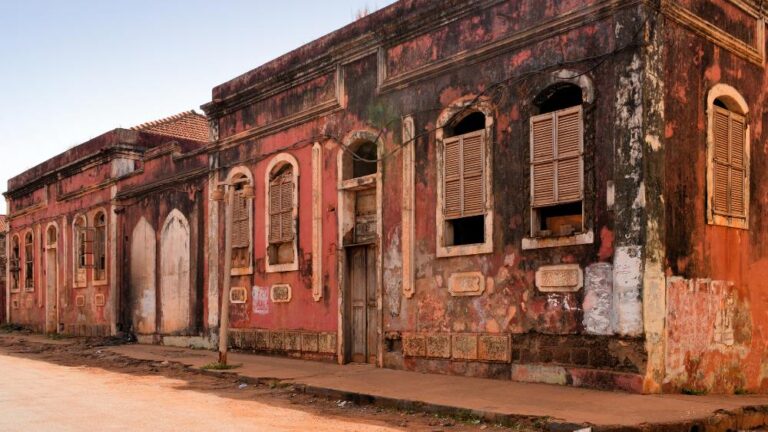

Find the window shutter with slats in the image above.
[
  {"left": 269, "top": 168, "right": 295, "bottom": 243},
  {"left": 442, "top": 131, "right": 486, "bottom": 219},
  {"left": 711, "top": 106, "right": 747, "bottom": 218},
  {"left": 530, "top": 106, "right": 583, "bottom": 207}
]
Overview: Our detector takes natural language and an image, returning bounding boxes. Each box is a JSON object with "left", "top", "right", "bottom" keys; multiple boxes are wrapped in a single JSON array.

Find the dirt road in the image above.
[
  {"left": 0, "top": 353, "right": 402, "bottom": 432},
  {"left": 0, "top": 335, "right": 508, "bottom": 432}
]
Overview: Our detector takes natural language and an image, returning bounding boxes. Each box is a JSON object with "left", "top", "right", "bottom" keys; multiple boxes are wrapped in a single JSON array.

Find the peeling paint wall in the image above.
[{"left": 660, "top": 0, "right": 768, "bottom": 393}]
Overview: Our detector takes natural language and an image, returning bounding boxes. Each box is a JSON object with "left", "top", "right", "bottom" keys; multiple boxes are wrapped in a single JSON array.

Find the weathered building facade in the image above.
[
  {"left": 5, "top": 0, "right": 768, "bottom": 395},
  {"left": 4, "top": 112, "right": 209, "bottom": 339}
]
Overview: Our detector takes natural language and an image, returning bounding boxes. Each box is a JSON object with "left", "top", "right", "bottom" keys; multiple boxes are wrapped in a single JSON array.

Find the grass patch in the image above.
[
  {"left": 681, "top": 387, "right": 707, "bottom": 396},
  {"left": 201, "top": 362, "right": 240, "bottom": 370},
  {"left": 46, "top": 333, "right": 67, "bottom": 340},
  {"left": 0, "top": 323, "right": 25, "bottom": 332}
]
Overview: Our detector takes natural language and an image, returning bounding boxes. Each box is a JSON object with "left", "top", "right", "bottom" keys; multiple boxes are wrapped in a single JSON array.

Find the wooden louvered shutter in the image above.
[
  {"left": 530, "top": 106, "right": 583, "bottom": 207},
  {"left": 531, "top": 114, "right": 555, "bottom": 206},
  {"left": 269, "top": 167, "right": 294, "bottom": 243},
  {"left": 232, "top": 189, "right": 250, "bottom": 249},
  {"left": 712, "top": 106, "right": 747, "bottom": 217},
  {"left": 729, "top": 114, "right": 746, "bottom": 217},
  {"left": 442, "top": 131, "right": 486, "bottom": 219}
]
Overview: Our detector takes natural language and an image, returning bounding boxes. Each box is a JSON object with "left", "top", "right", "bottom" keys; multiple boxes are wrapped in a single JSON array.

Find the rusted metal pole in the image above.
[{"left": 218, "top": 185, "right": 234, "bottom": 365}]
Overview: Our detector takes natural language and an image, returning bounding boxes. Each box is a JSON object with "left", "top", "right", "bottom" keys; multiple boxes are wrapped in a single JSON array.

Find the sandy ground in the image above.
[{"left": 0, "top": 335, "right": 515, "bottom": 432}]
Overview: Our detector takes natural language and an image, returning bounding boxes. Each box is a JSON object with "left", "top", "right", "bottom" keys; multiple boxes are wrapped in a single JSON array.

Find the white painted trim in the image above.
[
  {"left": 435, "top": 95, "right": 494, "bottom": 258},
  {"left": 311, "top": 143, "right": 323, "bottom": 301},
  {"left": 401, "top": 116, "right": 416, "bottom": 298},
  {"left": 706, "top": 83, "right": 750, "bottom": 229},
  {"left": 264, "top": 152, "right": 300, "bottom": 273}
]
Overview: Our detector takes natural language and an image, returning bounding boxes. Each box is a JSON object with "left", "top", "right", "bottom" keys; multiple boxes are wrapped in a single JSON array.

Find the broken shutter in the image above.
[
  {"left": 712, "top": 106, "right": 747, "bottom": 217},
  {"left": 530, "top": 106, "right": 583, "bottom": 207},
  {"left": 442, "top": 130, "right": 486, "bottom": 219},
  {"left": 269, "top": 167, "right": 295, "bottom": 243}
]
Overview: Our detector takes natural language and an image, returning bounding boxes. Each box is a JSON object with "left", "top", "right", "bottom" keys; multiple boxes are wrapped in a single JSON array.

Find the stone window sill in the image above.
[{"left": 522, "top": 230, "right": 594, "bottom": 250}]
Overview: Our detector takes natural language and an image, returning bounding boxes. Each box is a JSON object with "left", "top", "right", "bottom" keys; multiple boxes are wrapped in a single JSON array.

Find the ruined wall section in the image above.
[
  {"left": 660, "top": 0, "right": 768, "bottom": 393},
  {"left": 115, "top": 141, "right": 209, "bottom": 346}
]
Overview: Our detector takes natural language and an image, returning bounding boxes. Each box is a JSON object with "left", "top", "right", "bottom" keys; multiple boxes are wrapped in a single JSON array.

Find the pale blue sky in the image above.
[{"left": 0, "top": 0, "right": 394, "bottom": 213}]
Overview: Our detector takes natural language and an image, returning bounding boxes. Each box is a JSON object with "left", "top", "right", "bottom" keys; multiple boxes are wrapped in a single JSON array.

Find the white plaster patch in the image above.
[
  {"left": 252, "top": 286, "right": 269, "bottom": 315},
  {"left": 612, "top": 246, "right": 643, "bottom": 336},
  {"left": 645, "top": 134, "right": 662, "bottom": 152}
]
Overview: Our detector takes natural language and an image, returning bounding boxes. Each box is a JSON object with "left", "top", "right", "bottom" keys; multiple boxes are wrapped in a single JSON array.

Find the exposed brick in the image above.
[{"left": 478, "top": 335, "right": 510, "bottom": 362}]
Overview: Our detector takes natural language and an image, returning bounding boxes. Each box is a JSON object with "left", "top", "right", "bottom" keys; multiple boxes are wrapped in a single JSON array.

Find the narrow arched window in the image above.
[
  {"left": 530, "top": 83, "right": 584, "bottom": 237},
  {"left": 10, "top": 235, "right": 20, "bottom": 292},
  {"left": 73, "top": 216, "right": 87, "bottom": 286},
  {"left": 24, "top": 232, "right": 34, "bottom": 291},
  {"left": 707, "top": 85, "right": 749, "bottom": 229},
  {"left": 442, "top": 110, "right": 488, "bottom": 247},
  {"left": 266, "top": 154, "right": 299, "bottom": 272},
  {"left": 93, "top": 211, "right": 107, "bottom": 282},
  {"left": 230, "top": 173, "right": 253, "bottom": 272}
]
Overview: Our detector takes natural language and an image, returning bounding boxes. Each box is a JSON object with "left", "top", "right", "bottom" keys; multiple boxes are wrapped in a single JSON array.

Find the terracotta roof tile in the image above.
[{"left": 131, "top": 110, "right": 209, "bottom": 142}]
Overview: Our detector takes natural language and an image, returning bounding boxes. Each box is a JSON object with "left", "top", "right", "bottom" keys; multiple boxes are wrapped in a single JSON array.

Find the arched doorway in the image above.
[
  {"left": 159, "top": 210, "right": 191, "bottom": 334},
  {"left": 45, "top": 224, "right": 58, "bottom": 333},
  {"left": 130, "top": 217, "right": 156, "bottom": 335}
]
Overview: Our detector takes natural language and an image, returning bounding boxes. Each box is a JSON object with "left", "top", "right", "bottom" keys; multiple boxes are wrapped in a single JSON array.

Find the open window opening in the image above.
[
  {"left": 443, "top": 110, "right": 488, "bottom": 247},
  {"left": 24, "top": 232, "right": 34, "bottom": 291},
  {"left": 73, "top": 216, "right": 88, "bottom": 286},
  {"left": 93, "top": 212, "right": 107, "bottom": 281},
  {"left": 352, "top": 141, "right": 378, "bottom": 178},
  {"left": 10, "top": 235, "right": 20, "bottom": 291},
  {"left": 530, "top": 84, "right": 585, "bottom": 237}
]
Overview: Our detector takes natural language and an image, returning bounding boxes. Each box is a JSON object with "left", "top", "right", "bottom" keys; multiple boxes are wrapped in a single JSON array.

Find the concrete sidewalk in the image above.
[{"left": 104, "top": 343, "right": 768, "bottom": 430}]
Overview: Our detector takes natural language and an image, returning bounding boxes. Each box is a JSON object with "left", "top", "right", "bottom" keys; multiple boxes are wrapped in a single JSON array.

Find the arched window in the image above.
[
  {"left": 442, "top": 110, "right": 488, "bottom": 247},
  {"left": 93, "top": 211, "right": 107, "bottom": 282},
  {"left": 265, "top": 154, "right": 299, "bottom": 272},
  {"left": 73, "top": 215, "right": 87, "bottom": 286},
  {"left": 47, "top": 225, "right": 57, "bottom": 248},
  {"left": 707, "top": 84, "right": 749, "bottom": 229},
  {"left": 228, "top": 169, "right": 253, "bottom": 274},
  {"left": 10, "top": 235, "right": 20, "bottom": 292},
  {"left": 342, "top": 140, "right": 378, "bottom": 181},
  {"left": 529, "top": 83, "right": 584, "bottom": 237},
  {"left": 435, "top": 96, "right": 494, "bottom": 258},
  {"left": 23, "top": 231, "right": 34, "bottom": 291}
]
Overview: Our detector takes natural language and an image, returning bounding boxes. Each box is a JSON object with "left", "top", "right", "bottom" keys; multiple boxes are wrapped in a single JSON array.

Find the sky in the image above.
[{"left": 0, "top": 0, "right": 395, "bottom": 214}]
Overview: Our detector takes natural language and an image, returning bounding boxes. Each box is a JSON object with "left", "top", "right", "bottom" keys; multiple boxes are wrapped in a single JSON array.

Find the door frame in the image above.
[
  {"left": 44, "top": 222, "right": 59, "bottom": 334},
  {"left": 336, "top": 132, "right": 384, "bottom": 366}
]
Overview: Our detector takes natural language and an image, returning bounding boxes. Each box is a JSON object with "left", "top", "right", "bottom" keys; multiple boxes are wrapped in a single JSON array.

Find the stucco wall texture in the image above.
[{"left": 4, "top": 0, "right": 768, "bottom": 394}]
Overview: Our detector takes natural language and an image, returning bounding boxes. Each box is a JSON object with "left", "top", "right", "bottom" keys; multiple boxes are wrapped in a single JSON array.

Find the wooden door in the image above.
[{"left": 346, "top": 245, "right": 377, "bottom": 364}]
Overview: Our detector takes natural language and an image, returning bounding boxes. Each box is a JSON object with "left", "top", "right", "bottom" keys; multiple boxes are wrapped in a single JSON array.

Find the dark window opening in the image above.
[
  {"left": 714, "top": 98, "right": 727, "bottom": 109},
  {"left": 535, "top": 202, "right": 583, "bottom": 237},
  {"left": 352, "top": 141, "right": 377, "bottom": 178},
  {"left": 535, "top": 84, "right": 583, "bottom": 114},
  {"left": 447, "top": 111, "right": 486, "bottom": 137},
  {"left": 446, "top": 215, "right": 485, "bottom": 246}
]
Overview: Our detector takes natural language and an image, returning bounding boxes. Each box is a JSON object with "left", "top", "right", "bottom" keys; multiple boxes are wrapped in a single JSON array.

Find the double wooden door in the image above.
[{"left": 345, "top": 245, "right": 377, "bottom": 364}]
